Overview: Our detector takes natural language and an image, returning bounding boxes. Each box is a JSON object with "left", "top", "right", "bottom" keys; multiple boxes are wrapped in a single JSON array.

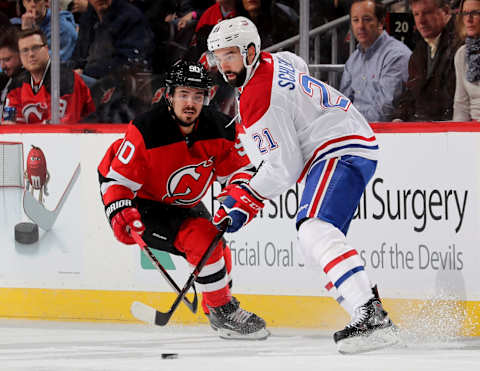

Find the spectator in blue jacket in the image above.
[
  {"left": 21, "top": 0, "right": 77, "bottom": 62},
  {"left": 340, "top": 0, "right": 411, "bottom": 122},
  {"left": 67, "top": 0, "right": 153, "bottom": 80}
]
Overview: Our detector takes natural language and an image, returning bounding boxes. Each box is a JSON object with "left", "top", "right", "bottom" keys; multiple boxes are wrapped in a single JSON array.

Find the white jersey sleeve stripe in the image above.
[{"left": 100, "top": 167, "right": 143, "bottom": 196}]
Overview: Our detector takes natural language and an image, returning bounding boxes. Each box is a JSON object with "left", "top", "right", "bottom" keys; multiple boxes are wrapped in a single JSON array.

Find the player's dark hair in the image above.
[{"left": 350, "top": 0, "right": 386, "bottom": 23}]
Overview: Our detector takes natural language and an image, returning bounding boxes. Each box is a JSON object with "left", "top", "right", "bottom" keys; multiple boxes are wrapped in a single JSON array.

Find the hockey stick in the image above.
[
  {"left": 130, "top": 230, "right": 198, "bottom": 313},
  {"left": 131, "top": 220, "right": 228, "bottom": 326},
  {"left": 23, "top": 163, "right": 81, "bottom": 231}
]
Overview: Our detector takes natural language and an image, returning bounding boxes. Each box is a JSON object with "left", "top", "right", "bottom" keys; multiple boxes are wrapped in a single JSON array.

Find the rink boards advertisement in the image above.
[{"left": 0, "top": 123, "right": 479, "bottom": 333}]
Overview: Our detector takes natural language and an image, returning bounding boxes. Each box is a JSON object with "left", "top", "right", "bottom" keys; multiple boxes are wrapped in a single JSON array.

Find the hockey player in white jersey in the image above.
[{"left": 207, "top": 16, "right": 397, "bottom": 354}]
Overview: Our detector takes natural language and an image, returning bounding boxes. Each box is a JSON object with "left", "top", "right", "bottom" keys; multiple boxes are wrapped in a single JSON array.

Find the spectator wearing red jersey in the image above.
[{"left": 3, "top": 29, "right": 95, "bottom": 124}]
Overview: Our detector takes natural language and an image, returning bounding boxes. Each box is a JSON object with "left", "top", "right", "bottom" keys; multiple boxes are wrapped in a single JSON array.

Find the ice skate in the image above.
[
  {"left": 205, "top": 296, "right": 237, "bottom": 331},
  {"left": 207, "top": 297, "right": 270, "bottom": 340},
  {"left": 334, "top": 298, "right": 398, "bottom": 354}
]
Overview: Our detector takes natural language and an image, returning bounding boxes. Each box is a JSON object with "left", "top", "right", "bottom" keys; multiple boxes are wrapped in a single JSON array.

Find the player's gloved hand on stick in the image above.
[
  {"left": 213, "top": 184, "right": 264, "bottom": 233},
  {"left": 108, "top": 200, "right": 145, "bottom": 244}
]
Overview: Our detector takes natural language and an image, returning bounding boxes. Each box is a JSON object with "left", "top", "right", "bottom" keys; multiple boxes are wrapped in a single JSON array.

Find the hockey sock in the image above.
[
  {"left": 224, "top": 244, "right": 232, "bottom": 275},
  {"left": 203, "top": 286, "right": 232, "bottom": 309},
  {"left": 325, "top": 280, "right": 355, "bottom": 316},
  {"left": 298, "top": 218, "right": 373, "bottom": 314},
  {"left": 175, "top": 218, "right": 231, "bottom": 313},
  {"left": 320, "top": 244, "right": 373, "bottom": 312}
]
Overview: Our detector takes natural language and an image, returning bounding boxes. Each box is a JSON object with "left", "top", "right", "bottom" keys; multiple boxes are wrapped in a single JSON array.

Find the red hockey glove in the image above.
[
  {"left": 107, "top": 200, "right": 145, "bottom": 244},
  {"left": 213, "top": 184, "right": 264, "bottom": 233}
]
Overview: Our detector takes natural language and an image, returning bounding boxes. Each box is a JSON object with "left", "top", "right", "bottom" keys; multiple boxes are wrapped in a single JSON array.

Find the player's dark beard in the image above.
[
  {"left": 225, "top": 67, "right": 247, "bottom": 87},
  {"left": 177, "top": 105, "right": 197, "bottom": 126},
  {"left": 168, "top": 104, "right": 197, "bottom": 127}
]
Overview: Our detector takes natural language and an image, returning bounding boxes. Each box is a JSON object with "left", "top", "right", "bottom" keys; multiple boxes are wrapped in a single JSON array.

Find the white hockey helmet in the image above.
[{"left": 207, "top": 16, "right": 261, "bottom": 87}]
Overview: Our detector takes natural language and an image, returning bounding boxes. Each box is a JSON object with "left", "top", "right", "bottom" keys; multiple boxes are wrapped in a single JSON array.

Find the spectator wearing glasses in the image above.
[
  {"left": 453, "top": 0, "right": 480, "bottom": 120},
  {"left": 21, "top": 0, "right": 77, "bottom": 62},
  {"left": 3, "top": 29, "right": 95, "bottom": 124},
  {"left": 392, "top": 0, "right": 461, "bottom": 121}
]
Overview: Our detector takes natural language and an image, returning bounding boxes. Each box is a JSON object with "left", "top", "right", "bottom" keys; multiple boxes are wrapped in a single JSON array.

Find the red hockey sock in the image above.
[
  {"left": 223, "top": 244, "right": 232, "bottom": 275},
  {"left": 203, "top": 286, "right": 232, "bottom": 310},
  {"left": 202, "top": 295, "right": 209, "bottom": 315}
]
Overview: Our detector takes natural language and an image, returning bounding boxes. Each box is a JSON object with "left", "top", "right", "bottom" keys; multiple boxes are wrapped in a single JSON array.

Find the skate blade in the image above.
[
  {"left": 337, "top": 327, "right": 399, "bottom": 354},
  {"left": 218, "top": 327, "right": 271, "bottom": 340}
]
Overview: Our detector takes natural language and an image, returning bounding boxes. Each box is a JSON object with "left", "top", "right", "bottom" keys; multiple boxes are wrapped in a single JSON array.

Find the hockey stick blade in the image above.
[
  {"left": 23, "top": 163, "right": 81, "bottom": 231},
  {"left": 130, "top": 230, "right": 198, "bottom": 314},
  {"left": 152, "top": 221, "right": 229, "bottom": 326},
  {"left": 131, "top": 301, "right": 159, "bottom": 325}
]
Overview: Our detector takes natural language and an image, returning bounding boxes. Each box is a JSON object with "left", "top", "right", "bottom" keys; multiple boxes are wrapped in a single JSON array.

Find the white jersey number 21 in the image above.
[{"left": 252, "top": 128, "right": 279, "bottom": 154}]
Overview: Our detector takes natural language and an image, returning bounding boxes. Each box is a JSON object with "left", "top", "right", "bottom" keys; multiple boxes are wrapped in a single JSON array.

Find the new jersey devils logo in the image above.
[
  {"left": 151, "top": 87, "right": 165, "bottom": 104},
  {"left": 22, "top": 103, "right": 48, "bottom": 122},
  {"left": 101, "top": 87, "right": 116, "bottom": 104},
  {"left": 162, "top": 158, "right": 215, "bottom": 205}
]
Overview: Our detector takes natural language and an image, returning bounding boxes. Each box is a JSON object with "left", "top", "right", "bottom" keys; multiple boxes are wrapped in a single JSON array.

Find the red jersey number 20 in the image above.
[{"left": 116, "top": 140, "right": 136, "bottom": 165}]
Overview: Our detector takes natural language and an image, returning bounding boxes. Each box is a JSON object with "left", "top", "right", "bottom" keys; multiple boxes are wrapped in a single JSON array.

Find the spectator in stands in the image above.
[
  {"left": 236, "top": 0, "right": 298, "bottom": 48},
  {"left": 0, "top": 1, "right": 20, "bottom": 22},
  {"left": 173, "top": 0, "right": 213, "bottom": 31},
  {"left": 2, "top": 29, "right": 95, "bottom": 124},
  {"left": 21, "top": 0, "right": 77, "bottom": 62},
  {"left": 340, "top": 0, "right": 411, "bottom": 122},
  {"left": 67, "top": 0, "right": 153, "bottom": 81},
  {"left": 392, "top": 0, "right": 461, "bottom": 121},
  {"left": 68, "top": 0, "right": 89, "bottom": 23},
  {"left": 195, "top": 0, "right": 236, "bottom": 32},
  {"left": 188, "top": 0, "right": 237, "bottom": 61},
  {"left": 453, "top": 0, "right": 480, "bottom": 121},
  {"left": 144, "top": 0, "right": 212, "bottom": 74},
  {"left": 69, "top": 0, "right": 89, "bottom": 14},
  {"left": 0, "top": 28, "right": 22, "bottom": 120},
  {"left": 139, "top": 0, "right": 177, "bottom": 75}
]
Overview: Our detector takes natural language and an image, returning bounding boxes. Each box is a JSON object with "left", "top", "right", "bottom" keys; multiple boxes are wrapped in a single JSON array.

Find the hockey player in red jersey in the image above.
[
  {"left": 98, "top": 60, "right": 269, "bottom": 340},
  {"left": 207, "top": 17, "right": 397, "bottom": 353}
]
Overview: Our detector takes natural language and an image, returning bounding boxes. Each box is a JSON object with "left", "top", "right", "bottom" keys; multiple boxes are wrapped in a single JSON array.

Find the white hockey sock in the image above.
[
  {"left": 325, "top": 280, "right": 355, "bottom": 316},
  {"left": 298, "top": 219, "right": 373, "bottom": 315},
  {"left": 320, "top": 245, "right": 373, "bottom": 312}
]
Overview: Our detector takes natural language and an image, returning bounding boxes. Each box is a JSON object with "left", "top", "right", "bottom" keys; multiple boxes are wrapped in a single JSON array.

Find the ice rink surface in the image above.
[{"left": 1, "top": 320, "right": 479, "bottom": 371}]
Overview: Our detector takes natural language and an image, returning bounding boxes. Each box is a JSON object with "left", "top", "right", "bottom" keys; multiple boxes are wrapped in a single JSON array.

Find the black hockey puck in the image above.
[
  {"left": 161, "top": 353, "right": 178, "bottom": 359},
  {"left": 14, "top": 222, "right": 39, "bottom": 244}
]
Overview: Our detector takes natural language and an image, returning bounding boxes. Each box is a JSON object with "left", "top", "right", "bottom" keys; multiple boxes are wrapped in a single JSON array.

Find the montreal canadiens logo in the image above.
[{"left": 162, "top": 158, "right": 215, "bottom": 205}]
